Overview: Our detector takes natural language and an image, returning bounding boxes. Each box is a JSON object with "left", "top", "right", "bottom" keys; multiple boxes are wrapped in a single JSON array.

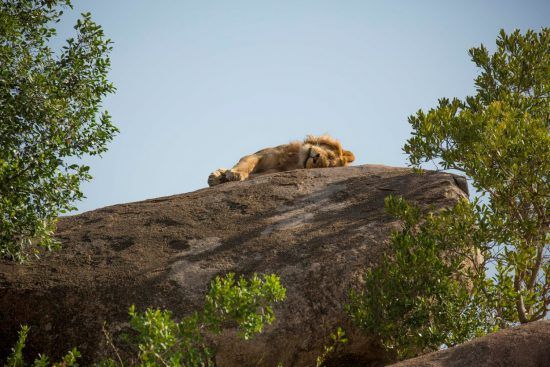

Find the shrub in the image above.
[
  {"left": 3, "top": 273, "right": 285, "bottom": 367},
  {"left": 347, "top": 196, "right": 498, "bottom": 360}
]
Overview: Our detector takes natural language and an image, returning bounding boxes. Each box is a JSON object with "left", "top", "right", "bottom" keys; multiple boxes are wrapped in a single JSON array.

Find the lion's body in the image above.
[{"left": 208, "top": 135, "right": 355, "bottom": 186}]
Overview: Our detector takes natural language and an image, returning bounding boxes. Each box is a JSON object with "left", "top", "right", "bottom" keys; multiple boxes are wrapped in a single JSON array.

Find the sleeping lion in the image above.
[{"left": 208, "top": 134, "right": 355, "bottom": 187}]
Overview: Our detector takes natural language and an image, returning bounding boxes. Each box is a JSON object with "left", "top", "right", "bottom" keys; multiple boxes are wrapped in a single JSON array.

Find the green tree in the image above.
[
  {"left": 404, "top": 28, "right": 548, "bottom": 324},
  {"left": 349, "top": 28, "right": 548, "bottom": 360},
  {"left": 0, "top": 0, "right": 117, "bottom": 261}
]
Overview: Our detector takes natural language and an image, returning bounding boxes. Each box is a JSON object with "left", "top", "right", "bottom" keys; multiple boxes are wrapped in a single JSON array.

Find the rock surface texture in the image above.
[
  {"left": 0, "top": 165, "right": 469, "bottom": 366},
  {"left": 389, "top": 320, "right": 550, "bottom": 367}
]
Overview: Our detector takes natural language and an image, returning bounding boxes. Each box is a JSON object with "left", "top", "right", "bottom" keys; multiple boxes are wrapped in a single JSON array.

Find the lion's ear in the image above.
[{"left": 343, "top": 150, "right": 355, "bottom": 164}]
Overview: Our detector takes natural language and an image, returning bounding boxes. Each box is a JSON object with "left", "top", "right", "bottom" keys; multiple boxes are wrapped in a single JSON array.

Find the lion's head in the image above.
[{"left": 302, "top": 135, "right": 355, "bottom": 169}]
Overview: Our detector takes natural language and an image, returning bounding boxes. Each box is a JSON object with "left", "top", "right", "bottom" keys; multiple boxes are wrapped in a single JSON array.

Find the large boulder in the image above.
[{"left": 0, "top": 165, "right": 468, "bottom": 366}]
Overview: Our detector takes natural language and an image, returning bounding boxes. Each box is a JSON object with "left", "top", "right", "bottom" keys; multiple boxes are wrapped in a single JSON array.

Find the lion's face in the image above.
[
  {"left": 304, "top": 145, "right": 333, "bottom": 168},
  {"left": 304, "top": 144, "right": 355, "bottom": 169}
]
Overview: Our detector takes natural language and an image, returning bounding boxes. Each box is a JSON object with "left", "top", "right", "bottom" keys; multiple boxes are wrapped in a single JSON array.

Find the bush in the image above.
[
  {"left": 4, "top": 273, "right": 286, "bottom": 367},
  {"left": 123, "top": 273, "right": 286, "bottom": 366},
  {"left": 347, "top": 196, "right": 498, "bottom": 360}
]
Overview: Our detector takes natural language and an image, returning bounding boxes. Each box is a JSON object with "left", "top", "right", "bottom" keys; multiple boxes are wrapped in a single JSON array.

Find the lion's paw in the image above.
[
  {"left": 225, "top": 170, "right": 248, "bottom": 182},
  {"left": 208, "top": 168, "right": 228, "bottom": 187}
]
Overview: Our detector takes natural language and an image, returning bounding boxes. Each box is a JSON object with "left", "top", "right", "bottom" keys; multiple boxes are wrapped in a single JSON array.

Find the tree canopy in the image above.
[
  {"left": 404, "top": 28, "right": 549, "bottom": 324},
  {"left": 349, "top": 28, "right": 549, "bottom": 360},
  {"left": 0, "top": 0, "right": 117, "bottom": 261}
]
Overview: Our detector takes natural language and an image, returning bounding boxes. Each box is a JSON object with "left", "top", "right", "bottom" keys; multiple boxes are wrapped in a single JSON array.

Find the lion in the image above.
[{"left": 208, "top": 134, "right": 355, "bottom": 186}]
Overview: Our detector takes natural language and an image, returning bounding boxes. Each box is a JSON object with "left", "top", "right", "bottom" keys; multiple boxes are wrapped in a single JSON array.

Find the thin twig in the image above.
[{"left": 102, "top": 322, "right": 124, "bottom": 367}]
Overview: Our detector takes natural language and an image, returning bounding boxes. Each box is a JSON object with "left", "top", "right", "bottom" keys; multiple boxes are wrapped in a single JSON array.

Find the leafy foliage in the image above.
[
  {"left": 0, "top": 0, "right": 117, "bottom": 261},
  {"left": 348, "top": 196, "right": 498, "bottom": 360},
  {"left": 110, "top": 273, "right": 286, "bottom": 367},
  {"left": 5, "top": 325, "right": 28, "bottom": 367},
  {"left": 202, "top": 273, "right": 287, "bottom": 339},
  {"left": 5, "top": 273, "right": 286, "bottom": 367},
  {"left": 349, "top": 28, "right": 549, "bottom": 361},
  {"left": 126, "top": 307, "right": 213, "bottom": 367},
  {"left": 404, "top": 28, "right": 549, "bottom": 323},
  {"left": 4, "top": 325, "right": 81, "bottom": 367},
  {"left": 315, "top": 327, "right": 348, "bottom": 367}
]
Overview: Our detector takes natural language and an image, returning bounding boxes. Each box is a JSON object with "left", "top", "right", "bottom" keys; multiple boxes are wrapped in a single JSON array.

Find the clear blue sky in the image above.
[{"left": 55, "top": 0, "right": 549, "bottom": 213}]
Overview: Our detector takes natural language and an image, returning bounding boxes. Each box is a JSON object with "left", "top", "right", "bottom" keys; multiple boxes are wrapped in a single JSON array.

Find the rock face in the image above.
[
  {"left": 390, "top": 320, "right": 550, "bottom": 367},
  {"left": 0, "top": 165, "right": 469, "bottom": 366}
]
